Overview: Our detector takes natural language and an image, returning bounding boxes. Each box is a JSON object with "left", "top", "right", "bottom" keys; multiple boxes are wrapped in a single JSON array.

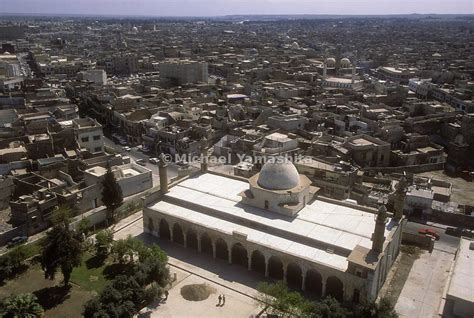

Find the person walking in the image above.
[
  {"left": 164, "top": 290, "right": 169, "bottom": 301},
  {"left": 222, "top": 294, "right": 226, "bottom": 305},
  {"left": 218, "top": 294, "right": 222, "bottom": 306}
]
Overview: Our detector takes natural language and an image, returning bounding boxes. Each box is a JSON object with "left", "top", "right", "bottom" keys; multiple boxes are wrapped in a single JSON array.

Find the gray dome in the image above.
[{"left": 257, "top": 157, "right": 300, "bottom": 190}]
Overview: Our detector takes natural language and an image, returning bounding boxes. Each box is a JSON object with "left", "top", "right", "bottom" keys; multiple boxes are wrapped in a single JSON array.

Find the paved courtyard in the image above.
[
  {"left": 114, "top": 218, "right": 262, "bottom": 318},
  {"left": 395, "top": 249, "right": 455, "bottom": 318}
]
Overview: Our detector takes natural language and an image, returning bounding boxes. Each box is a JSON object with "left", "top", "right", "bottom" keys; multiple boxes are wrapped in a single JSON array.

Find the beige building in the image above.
[
  {"left": 73, "top": 117, "right": 104, "bottom": 154},
  {"left": 442, "top": 238, "right": 474, "bottom": 318},
  {"left": 143, "top": 157, "right": 404, "bottom": 304}
]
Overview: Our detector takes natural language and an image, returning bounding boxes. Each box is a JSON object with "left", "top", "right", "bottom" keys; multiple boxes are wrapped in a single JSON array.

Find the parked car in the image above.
[
  {"left": 7, "top": 236, "right": 28, "bottom": 248},
  {"left": 149, "top": 157, "right": 159, "bottom": 165},
  {"left": 136, "top": 159, "right": 146, "bottom": 166},
  {"left": 446, "top": 227, "right": 474, "bottom": 238},
  {"left": 418, "top": 228, "right": 440, "bottom": 240},
  {"left": 122, "top": 146, "right": 131, "bottom": 152}
]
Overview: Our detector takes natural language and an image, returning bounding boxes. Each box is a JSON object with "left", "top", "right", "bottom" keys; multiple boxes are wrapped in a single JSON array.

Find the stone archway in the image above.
[
  {"left": 172, "top": 223, "right": 184, "bottom": 245},
  {"left": 268, "top": 256, "right": 284, "bottom": 280},
  {"left": 200, "top": 232, "right": 213, "bottom": 255},
  {"left": 231, "top": 243, "right": 248, "bottom": 267},
  {"left": 215, "top": 238, "right": 228, "bottom": 261},
  {"left": 186, "top": 229, "right": 198, "bottom": 250},
  {"left": 251, "top": 250, "right": 266, "bottom": 275},
  {"left": 286, "top": 263, "right": 302, "bottom": 289},
  {"left": 305, "top": 269, "right": 323, "bottom": 297},
  {"left": 326, "top": 276, "right": 344, "bottom": 302},
  {"left": 159, "top": 219, "right": 171, "bottom": 240}
]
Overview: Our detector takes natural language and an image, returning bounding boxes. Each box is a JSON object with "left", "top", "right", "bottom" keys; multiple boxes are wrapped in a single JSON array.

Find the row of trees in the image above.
[
  {"left": 83, "top": 235, "right": 169, "bottom": 317},
  {"left": 0, "top": 246, "right": 29, "bottom": 284},
  {"left": 256, "top": 281, "right": 398, "bottom": 318}
]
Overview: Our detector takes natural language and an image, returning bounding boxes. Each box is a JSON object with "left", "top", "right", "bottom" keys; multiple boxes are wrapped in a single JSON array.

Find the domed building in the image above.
[
  {"left": 143, "top": 154, "right": 404, "bottom": 304},
  {"left": 240, "top": 157, "right": 317, "bottom": 216},
  {"left": 340, "top": 57, "right": 352, "bottom": 69}
]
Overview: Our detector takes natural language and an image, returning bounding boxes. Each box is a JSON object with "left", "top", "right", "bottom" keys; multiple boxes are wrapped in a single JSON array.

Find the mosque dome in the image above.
[
  {"left": 257, "top": 157, "right": 300, "bottom": 190},
  {"left": 291, "top": 41, "right": 300, "bottom": 49},
  {"left": 325, "top": 57, "right": 336, "bottom": 67},
  {"left": 341, "top": 58, "right": 352, "bottom": 68}
]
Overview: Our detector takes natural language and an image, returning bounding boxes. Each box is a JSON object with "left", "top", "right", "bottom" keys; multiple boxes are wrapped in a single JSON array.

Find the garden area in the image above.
[{"left": 0, "top": 210, "right": 169, "bottom": 317}]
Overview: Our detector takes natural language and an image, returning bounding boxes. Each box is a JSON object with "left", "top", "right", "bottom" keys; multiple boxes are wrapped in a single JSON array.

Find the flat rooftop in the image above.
[
  {"left": 148, "top": 173, "right": 394, "bottom": 271},
  {"left": 447, "top": 238, "right": 474, "bottom": 303}
]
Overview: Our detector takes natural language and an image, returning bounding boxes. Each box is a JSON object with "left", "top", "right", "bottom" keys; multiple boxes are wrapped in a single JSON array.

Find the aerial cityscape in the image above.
[{"left": 0, "top": 1, "right": 472, "bottom": 317}]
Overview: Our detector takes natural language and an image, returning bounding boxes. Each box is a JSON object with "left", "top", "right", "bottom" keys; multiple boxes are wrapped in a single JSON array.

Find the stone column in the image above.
[
  {"left": 170, "top": 228, "right": 174, "bottom": 242},
  {"left": 247, "top": 251, "right": 252, "bottom": 271},
  {"left": 227, "top": 247, "right": 232, "bottom": 264},
  {"left": 183, "top": 234, "right": 187, "bottom": 248},
  {"left": 212, "top": 242, "right": 216, "bottom": 259},
  {"left": 283, "top": 264, "right": 288, "bottom": 284},
  {"left": 197, "top": 237, "right": 202, "bottom": 253},
  {"left": 264, "top": 258, "right": 269, "bottom": 277},
  {"left": 301, "top": 270, "right": 307, "bottom": 291},
  {"left": 321, "top": 280, "right": 327, "bottom": 298}
]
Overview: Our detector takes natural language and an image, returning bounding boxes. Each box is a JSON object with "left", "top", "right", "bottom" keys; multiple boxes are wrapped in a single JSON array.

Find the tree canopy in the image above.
[
  {"left": 40, "top": 224, "right": 82, "bottom": 286},
  {"left": 101, "top": 164, "right": 123, "bottom": 224},
  {"left": 0, "top": 293, "right": 44, "bottom": 318}
]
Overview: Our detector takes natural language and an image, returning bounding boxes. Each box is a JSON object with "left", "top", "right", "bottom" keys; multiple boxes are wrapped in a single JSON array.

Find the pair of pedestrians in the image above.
[{"left": 217, "top": 294, "right": 226, "bottom": 306}]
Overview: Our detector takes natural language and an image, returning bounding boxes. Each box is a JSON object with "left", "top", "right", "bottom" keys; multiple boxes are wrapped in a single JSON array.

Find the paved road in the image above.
[{"left": 404, "top": 220, "right": 460, "bottom": 253}]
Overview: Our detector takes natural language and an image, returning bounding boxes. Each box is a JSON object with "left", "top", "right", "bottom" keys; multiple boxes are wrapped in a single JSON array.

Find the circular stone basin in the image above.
[{"left": 180, "top": 283, "right": 216, "bottom": 301}]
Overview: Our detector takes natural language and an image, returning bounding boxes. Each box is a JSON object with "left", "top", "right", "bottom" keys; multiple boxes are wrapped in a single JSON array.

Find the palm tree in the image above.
[{"left": 0, "top": 293, "right": 44, "bottom": 318}]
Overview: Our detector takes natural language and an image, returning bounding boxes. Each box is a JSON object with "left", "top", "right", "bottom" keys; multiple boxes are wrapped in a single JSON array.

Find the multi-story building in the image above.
[
  {"left": 159, "top": 60, "right": 208, "bottom": 86},
  {"left": 73, "top": 117, "right": 104, "bottom": 154}
]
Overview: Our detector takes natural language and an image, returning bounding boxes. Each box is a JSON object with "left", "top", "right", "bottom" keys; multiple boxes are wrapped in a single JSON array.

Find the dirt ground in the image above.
[{"left": 416, "top": 170, "right": 474, "bottom": 205}]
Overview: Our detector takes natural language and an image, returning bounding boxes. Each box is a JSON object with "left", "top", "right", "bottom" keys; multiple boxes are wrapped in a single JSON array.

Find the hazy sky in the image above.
[{"left": 1, "top": 0, "right": 473, "bottom": 16}]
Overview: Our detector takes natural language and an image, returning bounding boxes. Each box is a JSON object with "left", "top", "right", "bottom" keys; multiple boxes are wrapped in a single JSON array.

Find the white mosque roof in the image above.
[
  {"left": 257, "top": 157, "right": 300, "bottom": 190},
  {"left": 148, "top": 173, "right": 395, "bottom": 271}
]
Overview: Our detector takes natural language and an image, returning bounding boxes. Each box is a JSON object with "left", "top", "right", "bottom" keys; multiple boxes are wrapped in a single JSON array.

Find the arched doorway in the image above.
[
  {"left": 305, "top": 269, "right": 323, "bottom": 297},
  {"left": 200, "top": 233, "right": 213, "bottom": 255},
  {"left": 186, "top": 229, "right": 198, "bottom": 250},
  {"left": 172, "top": 223, "right": 184, "bottom": 245},
  {"left": 215, "top": 238, "right": 228, "bottom": 261},
  {"left": 286, "top": 263, "right": 302, "bottom": 289},
  {"left": 159, "top": 219, "right": 171, "bottom": 240},
  {"left": 268, "top": 256, "right": 284, "bottom": 280},
  {"left": 231, "top": 243, "right": 248, "bottom": 267},
  {"left": 326, "top": 276, "right": 344, "bottom": 302},
  {"left": 251, "top": 250, "right": 266, "bottom": 275}
]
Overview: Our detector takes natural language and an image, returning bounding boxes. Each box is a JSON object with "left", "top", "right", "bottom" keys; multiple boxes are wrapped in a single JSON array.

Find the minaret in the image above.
[
  {"left": 371, "top": 205, "right": 387, "bottom": 254},
  {"left": 351, "top": 65, "right": 356, "bottom": 84},
  {"left": 323, "top": 63, "right": 327, "bottom": 79},
  {"left": 158, "top": 154, "right": 168, "bottom": 194},
  {"left": 393, "top": 176, "right": 407, "bottom": 220},
  {"left": 200, "top": 137, "right": 208, "bottom": 172}
]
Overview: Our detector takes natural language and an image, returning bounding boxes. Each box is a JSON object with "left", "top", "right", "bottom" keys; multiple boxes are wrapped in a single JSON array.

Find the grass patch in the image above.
[{"left": 70, "top": 253, "right": 109, "bottom": 292}]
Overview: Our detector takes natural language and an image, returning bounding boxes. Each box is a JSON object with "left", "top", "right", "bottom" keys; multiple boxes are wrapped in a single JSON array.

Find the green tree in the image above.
[
  {"left": 357, "top": 297, "right": 398, "bottom": 318},
  {"left": 0, "top": 246, "right": 29, "bottom": 282},
  {"left": 101, "top": 164, "right": 123, "bottom": 224},
  {"left": 51, "top": 205, "right": 71, "bottom": 228},
  {"left": 77, "top": 218, "right": 91, "bottom": 238},
  {"left": 312, "top": 296, "right": 349, "bottom": 318},
  {"left": 40, "top": 225, "right": 82, "bottom": 286},
  {"left": 0, "top": 293, "right": 44, "bottom": 318},
  {"left": 256, "top": 281, "right": 309, "bottom": 317},
  {"left": 95, "top": 229, "right": 114, "bottom": 258}
]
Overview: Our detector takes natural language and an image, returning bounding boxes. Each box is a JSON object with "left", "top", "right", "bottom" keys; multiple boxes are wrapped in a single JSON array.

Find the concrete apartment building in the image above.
[
  {"left": 73, "top": 117, "right": 104, "bottom": 154},
  {"left": 159, "top": 60, "right": 208, "bottom": 86}
]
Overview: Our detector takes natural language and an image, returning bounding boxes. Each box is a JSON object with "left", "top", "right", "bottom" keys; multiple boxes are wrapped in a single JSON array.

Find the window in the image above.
[
  {"left": 93, "top": 135, "right": 101, "bottom": 141},
  {"left": 81, "top": 137, "right": 89, "bottom": 142},
  {"left": 264, "top": 200, "right": 269, "bottom": 209}
]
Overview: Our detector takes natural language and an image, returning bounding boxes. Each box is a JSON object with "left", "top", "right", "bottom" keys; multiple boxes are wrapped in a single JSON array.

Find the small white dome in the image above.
[
  {"left": 258, "top": 157, "right": 300, "bottom": 190},
  {"left": 325, "top": 57, "right": 336, "bottom": 67},
  {"left": 341, "top": 58, "right": 351, "bottom": 68}
]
